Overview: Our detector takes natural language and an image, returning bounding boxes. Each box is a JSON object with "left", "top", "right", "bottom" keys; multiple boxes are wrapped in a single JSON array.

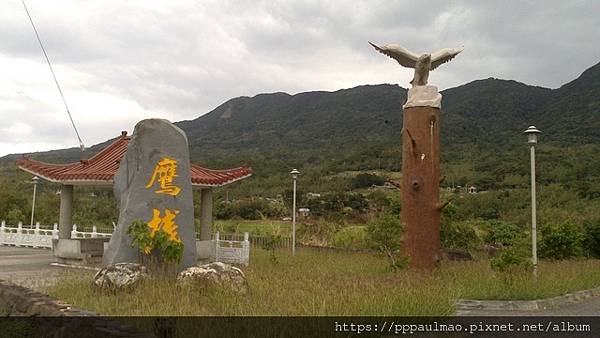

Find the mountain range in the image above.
[{"left": 3, "top": 61, "right": 600, "bottom": 182}]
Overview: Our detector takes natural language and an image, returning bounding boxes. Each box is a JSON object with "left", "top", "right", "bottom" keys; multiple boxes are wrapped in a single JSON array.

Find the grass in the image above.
[
  {"left": 212, "top": 220, "right": 291, "bottom": 236},
  {"left": 46, "top": 249, "right": 600, "bottom": 316}
]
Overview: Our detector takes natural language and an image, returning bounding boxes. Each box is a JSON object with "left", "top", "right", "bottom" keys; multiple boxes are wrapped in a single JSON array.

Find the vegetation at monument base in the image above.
[{"left": 46, "top": 249, "right": 600, "bottom": 316}]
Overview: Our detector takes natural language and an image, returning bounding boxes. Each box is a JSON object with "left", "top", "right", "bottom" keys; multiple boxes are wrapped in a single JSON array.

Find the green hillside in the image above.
[{"left": 2, "top": 61, "right": 600, "bottom": 196}]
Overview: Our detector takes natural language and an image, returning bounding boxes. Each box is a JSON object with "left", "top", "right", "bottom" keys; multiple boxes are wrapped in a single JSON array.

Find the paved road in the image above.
[
  {"left": 0, "top": 245, "right": 64, "bottom": 290},
  {"left": 459, "top": 297, "right": 600, "bottom": 316}
]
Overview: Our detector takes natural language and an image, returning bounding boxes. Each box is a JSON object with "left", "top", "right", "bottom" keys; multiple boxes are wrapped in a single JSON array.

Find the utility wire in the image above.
[{"left": 21, "top": 0, "right": 85, "bottom": 152}]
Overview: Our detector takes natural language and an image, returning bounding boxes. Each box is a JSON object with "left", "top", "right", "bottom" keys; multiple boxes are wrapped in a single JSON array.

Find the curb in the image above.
[
  {"left": 50, "top": 262, "right": 101, "bottom": 271},
  {"left": 455, "top": 286, "right": 600, "bottom": 314}
]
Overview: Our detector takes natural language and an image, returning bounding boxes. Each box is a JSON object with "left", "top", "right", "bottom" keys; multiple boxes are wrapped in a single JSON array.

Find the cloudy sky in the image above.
[{"left": 1, "top": 0, "right": 599, "bottom": 157}]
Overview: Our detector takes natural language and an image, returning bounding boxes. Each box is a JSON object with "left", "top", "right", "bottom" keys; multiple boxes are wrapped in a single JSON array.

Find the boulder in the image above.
[
  {"left": 103, "top": 118, "right": 197, "bottom": 270},
  {"left": 176, "top": 262, "right": 248, "bottom": 294},
  {"left": 93, "top": 263, "right": 149, "bottom": 290}
]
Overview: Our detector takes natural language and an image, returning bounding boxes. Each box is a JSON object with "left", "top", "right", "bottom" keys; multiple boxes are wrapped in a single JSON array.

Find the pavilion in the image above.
[{"left": 16, "top": 131, "right": 252, "bottom": 243}]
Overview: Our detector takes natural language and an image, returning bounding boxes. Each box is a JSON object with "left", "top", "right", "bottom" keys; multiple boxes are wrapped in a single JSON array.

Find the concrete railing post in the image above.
[
  {"left": 59, "top": 185, "right": 74, "bottom": 239},
  {"left": 52, "top": 223, "right": 59, "bottom": 239},
  {"left": 200, "top": 188, "right": 213, "bottom": 241}
]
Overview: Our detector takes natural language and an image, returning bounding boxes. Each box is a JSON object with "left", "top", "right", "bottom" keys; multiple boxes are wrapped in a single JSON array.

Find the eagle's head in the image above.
[{"left": 418, "top": 53, "right": 431, "bottom": 62}]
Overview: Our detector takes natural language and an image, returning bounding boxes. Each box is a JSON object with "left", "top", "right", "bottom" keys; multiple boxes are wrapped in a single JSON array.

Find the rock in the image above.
[
  {"left": 176, "top": 262, "right": 248, "bottom": 294},
  {"left": 484, "top": 244, "right": 503, "bottom": 257},
  {"left": 442, "top": 249, "right": 473, "bottom": 261},
  {"left": 93, "top": 263, "right": 149, "bottom": 290},
  {"left": 103, "top": 119, "right": 197, "bottom": 270}
]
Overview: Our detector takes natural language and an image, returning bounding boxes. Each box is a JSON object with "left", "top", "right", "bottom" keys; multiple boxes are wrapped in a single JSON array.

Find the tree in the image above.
[{"left": 367, "top": 212, "right": 408, "bottom": 270}]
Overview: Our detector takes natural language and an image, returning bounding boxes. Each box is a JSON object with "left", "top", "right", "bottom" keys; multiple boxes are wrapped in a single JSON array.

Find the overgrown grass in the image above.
[
  {"left": 212, "top": 220, "right": 291, "bottom": 236},
  {"left": 46, "top": 249, "right": 600, "bottom": 316}
]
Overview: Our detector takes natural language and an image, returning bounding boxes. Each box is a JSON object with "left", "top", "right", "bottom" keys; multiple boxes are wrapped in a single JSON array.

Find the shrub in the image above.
[
  {"left": 366, "top": 213, "right": 408, "bottom": 270},
  {"left": 330, "top": 226, "right": 368, "bottom": 250},
  {"left": 6, "top": 208, "right": 25, "bottom": 224},
  {"left": 350, "top": 173, "right": 386, "bottom": 189},
  {"left": 583, "top": 220, "right": 600, "bottom": 258},
  {"left": 127, "top": 220, "right": 183, "bottom": 264},
  {"left": 261, "top": 224, "right": 283, "bottom": 263},
  {"left": 215, "top": 198, "right": 285, "bottom": 220},
  {"left": 484, "top": 220, "right": 525, "bottom": 246},
  {"left": 539, "top": 221, "right": 584, "bottom": 260},
  {"left": 490, "top": 236, "right": 532, "bottom": 273},
  {"left": 441, "top": 220, "right": 483, "bottom": 252}
]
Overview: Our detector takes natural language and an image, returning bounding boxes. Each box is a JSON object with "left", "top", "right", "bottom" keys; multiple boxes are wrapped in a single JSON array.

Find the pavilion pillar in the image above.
[
  {"left": 58, "top": 184, "right": 73, "bottom": 239},
  {"left": 200, "top": 188, "right": 213, "bottom": 241}
]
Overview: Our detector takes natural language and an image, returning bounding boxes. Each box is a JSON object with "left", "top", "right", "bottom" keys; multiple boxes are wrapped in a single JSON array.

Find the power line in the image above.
[{"left": 21, "top": 0, "right": 85, "bottom": 152}]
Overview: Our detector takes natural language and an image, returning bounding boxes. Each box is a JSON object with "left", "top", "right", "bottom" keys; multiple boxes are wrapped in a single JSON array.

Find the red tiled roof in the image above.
[{"left": 17, "top": 132, "right": 252, "bottom": 187}]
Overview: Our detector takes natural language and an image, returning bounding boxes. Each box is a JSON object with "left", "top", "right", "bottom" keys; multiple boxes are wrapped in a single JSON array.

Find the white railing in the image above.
[
  {"left": 214, "top": 231, "right": 250, "bottom": 266},
  {"left": 0, "top": 221, "right": 58, "bottom": 249},
  {"left": 70, "top": 224, "right": 112, "bottom": 239},
  {"left": 1, "top": 221, "right": 250, "bottom": 265}
]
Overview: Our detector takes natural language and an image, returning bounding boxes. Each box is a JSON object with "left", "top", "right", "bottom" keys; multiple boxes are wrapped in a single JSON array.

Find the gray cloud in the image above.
[{"left": 0, "top": 0, "right": 599, "bottom": 157}]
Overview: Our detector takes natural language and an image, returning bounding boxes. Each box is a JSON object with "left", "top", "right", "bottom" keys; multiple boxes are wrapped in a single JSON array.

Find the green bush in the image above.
[
  {"left": 350, "top": 173, "right": 386, "bottom": 189},
  {"left": 583, "top": 220, "right": 600, "bottom": 258},
  {"left": 215, "top": 198, "right": 285, "bottom": 220},
  {"left": 261, "top": 224, "right": 283, "bottom": 263},
  {"left": 127, "top": 220, "right": 183, "bottom": 264},
  {"left": 539, "top": 221, "right": 584, "bottom": 260},
  {"left": 484, "top": 220, "right": 525, "bottom": 246},
  {"left": 441, "top": 220, "right": 483, "bottom": 252},
  {"left": 306, "top": 192, "right": 368, "bottom": 217},
  {"left": 330, "top": 226, "right": 368, "bottom": 250},
  {"left": 6, "top": 208, "right": 25, "bottom": 224},
  {"left": 490, "top": 236, "right": 532, "bottom": 273},
  {"left": 367, "top": 212, "right": 408, "bottom": 270}
]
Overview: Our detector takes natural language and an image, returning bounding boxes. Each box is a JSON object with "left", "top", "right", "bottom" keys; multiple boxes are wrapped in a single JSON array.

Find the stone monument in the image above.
[
  {"left": 103, "top": 119, "right": 197, "bottom": 270},
  {"left": 370, "top": 42, "right": 463, "bottom": 270}
]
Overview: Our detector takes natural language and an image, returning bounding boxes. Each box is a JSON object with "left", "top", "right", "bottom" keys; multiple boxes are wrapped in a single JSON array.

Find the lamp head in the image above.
[
  {"left": 290, "top": 168, "right": 300, "bottom": 179},
  {"left": 524, "top": 126, "right": 541, "bottom": 144}
]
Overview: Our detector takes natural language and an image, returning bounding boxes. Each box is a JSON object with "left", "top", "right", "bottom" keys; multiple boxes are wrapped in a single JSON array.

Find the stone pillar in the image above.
[
  {"left": 200, "top": 188, "right": 213, "bottom": 241},
  {"left": 401, "top": 104, "right": 441, "bottom": 270},
  {"left": 58, "top": 184, "right": 74, "bottom": 239}
]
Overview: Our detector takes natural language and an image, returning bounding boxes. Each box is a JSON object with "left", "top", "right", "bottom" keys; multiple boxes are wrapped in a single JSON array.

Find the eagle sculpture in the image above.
[{"left": 369, "top": 42, "right": 463, "bottom": 87}]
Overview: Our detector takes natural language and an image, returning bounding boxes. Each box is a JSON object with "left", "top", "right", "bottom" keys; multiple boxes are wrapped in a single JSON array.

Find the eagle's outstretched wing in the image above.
[
  {"left": 369, "top": 42, "right": 419, "bottom": 68},
  {"left": 430, "top": 47, "right": 464, "bottom": 70}
]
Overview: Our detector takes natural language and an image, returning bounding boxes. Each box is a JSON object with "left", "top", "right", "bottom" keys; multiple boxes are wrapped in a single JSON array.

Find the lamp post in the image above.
[
  {"left": 290, "top": 168, "right": 300, "bottom": 256},
  {"left": 524, "top": 126, "right": 541, "bottom": 276},
  {"left": 29, "top": 176, "right": 39, "bottom": 228}
]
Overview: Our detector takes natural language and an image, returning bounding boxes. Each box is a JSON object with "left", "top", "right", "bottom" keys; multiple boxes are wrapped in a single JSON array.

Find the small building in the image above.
[{"left": 467, "top": 186, "right": 477, "bottom": 194}]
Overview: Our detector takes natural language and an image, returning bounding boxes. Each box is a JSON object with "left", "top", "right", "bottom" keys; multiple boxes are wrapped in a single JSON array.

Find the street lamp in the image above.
[
  {"left": 29, "top": 176, "right": 40, "bottom": 228},
  {"left": 290, "top": 168, "right": 300, "bottom": 256},
  {"left": 524, "top": 126, "right": 541, "bottom": 276}
]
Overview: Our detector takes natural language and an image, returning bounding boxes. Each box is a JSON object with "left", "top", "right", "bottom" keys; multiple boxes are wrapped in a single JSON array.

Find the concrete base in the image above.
[
  {"left": 52, "top": 238, "right": 110, "bottom": 265},
  {"left": 196, "top": 240, "right": 216, "bottom": 264}
]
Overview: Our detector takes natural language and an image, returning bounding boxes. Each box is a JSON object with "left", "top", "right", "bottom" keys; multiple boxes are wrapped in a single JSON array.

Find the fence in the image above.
[
  {"left": 215, "top": 233, "right": 292, "bottom": 249},
  {"left": 0, "top": 221, "right": 58, "bottom": 249},
  {"left": 214, "top": 232, "right": 250, "bottom": 266},
  {"left": 1, "top": 221, "right": 253, "bottom": 265}
]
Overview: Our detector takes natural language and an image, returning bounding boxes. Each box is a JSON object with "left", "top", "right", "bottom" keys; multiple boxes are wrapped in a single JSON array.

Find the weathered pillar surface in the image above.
[
  {"left": 199, "top": 188, "right": 213, "bottom": 241},
  {"left": 58, "top": 184, "right": 73, "bottom": 239},
  {"left": 103, "top": 118, "right": 197, "bottom": 270},
  {"left": 401, "top": 97, "right": 441, "bottom": 270}
]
